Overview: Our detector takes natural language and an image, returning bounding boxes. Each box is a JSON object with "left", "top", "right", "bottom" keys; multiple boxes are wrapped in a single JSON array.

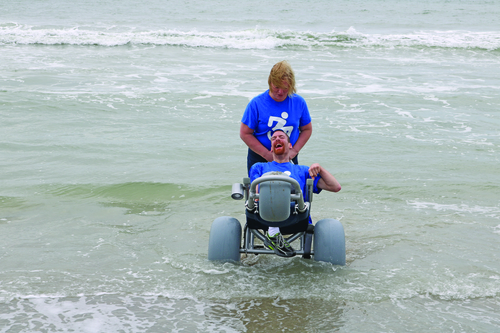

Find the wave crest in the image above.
[{"left": 1, "top": 24, "right": 499, "bottom": 50}]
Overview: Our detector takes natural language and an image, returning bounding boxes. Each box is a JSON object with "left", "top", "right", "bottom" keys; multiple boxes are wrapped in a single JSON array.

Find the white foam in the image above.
[
  {"left": 1, "top": 24, "right": 499, "bottom": 50},
  {"left": 407, "top": 200, "right": 500, "bottom": 216},
  {"left": 494, "top": 225, "right": 500, "bottom": 235}
]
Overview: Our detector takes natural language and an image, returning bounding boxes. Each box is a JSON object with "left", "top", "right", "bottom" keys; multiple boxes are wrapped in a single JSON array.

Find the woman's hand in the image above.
[{"left": 263, "top": 150, "right": 274, "bottom": 162}]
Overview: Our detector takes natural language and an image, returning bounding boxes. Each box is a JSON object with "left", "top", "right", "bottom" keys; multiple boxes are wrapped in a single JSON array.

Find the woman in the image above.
[{"left": 240, "top": 60, "right": 313, "bottom": 174}]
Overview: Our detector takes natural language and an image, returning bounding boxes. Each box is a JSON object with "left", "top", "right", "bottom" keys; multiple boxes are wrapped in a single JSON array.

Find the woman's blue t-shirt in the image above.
[{"left": 241, "top": 91, "right": 312, "bottom": 150}]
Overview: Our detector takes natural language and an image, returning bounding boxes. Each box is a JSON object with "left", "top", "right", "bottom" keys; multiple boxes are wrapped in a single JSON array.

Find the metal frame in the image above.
[
  {"left": 240, "top": 227, "right": 311, "bottom": 256},
  {"left": 232, "top": 173, "right": 315, "bottom": 257}
]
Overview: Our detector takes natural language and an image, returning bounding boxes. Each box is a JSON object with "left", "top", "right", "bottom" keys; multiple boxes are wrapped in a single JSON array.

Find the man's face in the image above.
[{"left": 270, "top": 131, "right": 291, "bottom": 156}]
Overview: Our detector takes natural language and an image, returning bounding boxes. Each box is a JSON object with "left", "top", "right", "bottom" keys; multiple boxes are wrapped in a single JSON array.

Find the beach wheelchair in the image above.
[{"left": 208, "top": 172, "right": 346, "bottom": 265}]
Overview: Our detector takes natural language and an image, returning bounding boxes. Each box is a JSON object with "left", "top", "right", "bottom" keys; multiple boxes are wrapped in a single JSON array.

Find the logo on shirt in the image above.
[{"left": 267, "top": 112, "right": 293, "bottom": 141}]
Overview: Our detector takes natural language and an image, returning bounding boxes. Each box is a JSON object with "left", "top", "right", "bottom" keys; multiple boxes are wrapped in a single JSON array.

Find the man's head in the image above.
[
  {"left": 268, "top": 61, "right": 296, "bottom": 102},
  {"left": 270, "top": 129, "right": 291, "bottom": 158}
]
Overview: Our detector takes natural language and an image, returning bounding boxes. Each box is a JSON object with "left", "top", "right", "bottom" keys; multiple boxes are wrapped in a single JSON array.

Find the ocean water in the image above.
[{"left": 1, "top": 0, "right": 500, "bottom": 332}]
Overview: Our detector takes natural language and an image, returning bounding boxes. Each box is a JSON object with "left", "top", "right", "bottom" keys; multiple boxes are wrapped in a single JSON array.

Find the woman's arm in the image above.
[
  {"left": 289, "top": 122, "right": 312, "bottom": 159},
  {"left": 240, "top": 123, "right": 273, "bottom": 161}
]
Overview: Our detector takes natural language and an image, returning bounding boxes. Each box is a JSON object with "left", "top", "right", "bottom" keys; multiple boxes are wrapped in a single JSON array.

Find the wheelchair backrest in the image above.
[
  {"left": 258, "top": 180, "right": 292, "bottom": 221},
  {"left": 245, "top": 172, "right": 310, "bottom": 223}
]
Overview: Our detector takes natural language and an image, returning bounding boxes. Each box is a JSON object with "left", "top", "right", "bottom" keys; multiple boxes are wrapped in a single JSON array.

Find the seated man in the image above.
[{"left": 249, "top": 129, "right": 341, "bottom": 257}]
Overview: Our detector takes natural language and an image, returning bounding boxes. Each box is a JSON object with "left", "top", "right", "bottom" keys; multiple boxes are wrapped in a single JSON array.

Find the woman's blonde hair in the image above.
[{"left": 268, "top": 60, "right": 296, "bottom": 96}]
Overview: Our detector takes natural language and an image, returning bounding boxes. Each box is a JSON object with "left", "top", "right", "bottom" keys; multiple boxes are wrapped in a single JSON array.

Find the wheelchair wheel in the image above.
[
  {"left": 313, "top": 218, "right": 346, "bottom": 265},
  {"left": 208, "top": 216, "right": 241, "bottom": 262}
]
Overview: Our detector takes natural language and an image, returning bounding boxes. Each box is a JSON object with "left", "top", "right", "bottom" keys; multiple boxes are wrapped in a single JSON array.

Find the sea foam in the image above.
[{"left": 1, "top": 24, "right": 499, "bottom": 50}]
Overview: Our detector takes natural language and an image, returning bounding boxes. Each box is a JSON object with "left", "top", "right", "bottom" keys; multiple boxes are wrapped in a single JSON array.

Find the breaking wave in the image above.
[{"left": 1, "top": 23, "right": 499, "bottom": 50}]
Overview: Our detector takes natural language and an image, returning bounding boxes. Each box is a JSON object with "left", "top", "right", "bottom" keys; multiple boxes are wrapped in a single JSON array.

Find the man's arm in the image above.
[
  {"left": 289, "top": 122, "right": 312, "bottom": 160},
  {"left": 308, "top": 163, "right": 341, "bottom": 192},
  {"left": 240, "top": 123, "right": 273, "bottom": 161}
]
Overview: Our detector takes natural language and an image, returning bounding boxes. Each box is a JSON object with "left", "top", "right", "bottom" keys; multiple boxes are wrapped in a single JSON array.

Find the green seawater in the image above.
[{"left": 1, "top": 0, "right": 500, "bottom": 331}]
